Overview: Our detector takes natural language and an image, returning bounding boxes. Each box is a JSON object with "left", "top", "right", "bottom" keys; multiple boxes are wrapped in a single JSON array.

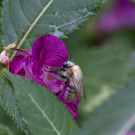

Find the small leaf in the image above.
[
  {"left": 5, "top": 70, "right": 78, "bottom": 135},
  {"left": 75, "top": 80, "right": 135, "bottom": 135}
]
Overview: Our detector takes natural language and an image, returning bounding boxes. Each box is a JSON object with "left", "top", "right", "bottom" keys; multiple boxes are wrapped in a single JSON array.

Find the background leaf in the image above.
[
  {"left": 131, "top": 0, "right": 135, "bottom": 3},
  {"left": 4, "top": 70, "right": 78, "bottom": 135},
  {"left": 1, "top": 0, "right": 103, "bottom": 50},
  {"left": 75, "top": 80, "right": 135, "bottom": 135},
  {"left": 63, "top": 27, "right": 135, "bottom": 121}
]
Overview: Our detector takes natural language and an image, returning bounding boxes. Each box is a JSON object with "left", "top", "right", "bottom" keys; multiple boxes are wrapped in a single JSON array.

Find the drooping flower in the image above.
[
  {"left": 0, "top": 50, "right": 10, "bottom": 69},
  {"left": 0, "top": 41, "right": 17, "bottom": 69},
  {"left": 9, "top": 34, "right": 79, "bottom": 119},
  {"left": 96, "top": 0, "right": 135, "bottom": 33}
]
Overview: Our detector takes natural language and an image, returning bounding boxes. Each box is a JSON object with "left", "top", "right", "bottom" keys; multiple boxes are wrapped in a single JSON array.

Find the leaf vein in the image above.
[
  {"left": 28, "top": 93, "right": 61, "bottom": 135},
  {"left": 9, "top": 0, "right": 18, "bottom": 39},
  {"left": 11, "top": 0, "right": 54, "bottom": 59},
  {"left": 37, "top": 0, "right": 44, "bottom": 8},
  {"left": 18, "top": 0, "right": 31, "bottom": 24}
]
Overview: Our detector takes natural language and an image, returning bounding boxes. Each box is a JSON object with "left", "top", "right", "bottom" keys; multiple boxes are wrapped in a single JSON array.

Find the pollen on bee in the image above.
[{"left": 46, "top": 74, "right": 53, "bottom": 81}]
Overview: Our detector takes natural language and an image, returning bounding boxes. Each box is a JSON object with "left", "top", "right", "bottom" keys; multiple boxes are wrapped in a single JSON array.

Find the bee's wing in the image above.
[
  {"left": 72, "top": 78, "right": 86, "bottom": 101},
  {"left": 82, "top": 81, "right": 86, "bottom": 99}
]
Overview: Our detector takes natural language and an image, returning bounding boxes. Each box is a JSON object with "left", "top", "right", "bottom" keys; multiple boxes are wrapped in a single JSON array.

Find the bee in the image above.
[{"left": 48, "top": 58, "right": 86, "bottom": 102}]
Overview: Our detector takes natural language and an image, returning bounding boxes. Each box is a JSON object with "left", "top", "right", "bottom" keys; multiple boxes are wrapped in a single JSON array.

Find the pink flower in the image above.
[
  {"left": 126, "top": 132, "right": 135, "bottom": 135},
  {"left": 9, "top": 34, "right": 79, "bottom": 119},
  {"left": 96, "top": 0, "right": 135, "bottom": 33}
]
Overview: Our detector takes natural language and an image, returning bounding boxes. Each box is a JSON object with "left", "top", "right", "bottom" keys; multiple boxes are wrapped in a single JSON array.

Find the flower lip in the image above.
[{"left": 32, "top": 34, "right": 68, "bottom": 75}]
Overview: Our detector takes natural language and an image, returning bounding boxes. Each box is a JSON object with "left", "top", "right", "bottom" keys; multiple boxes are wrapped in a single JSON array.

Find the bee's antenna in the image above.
[
  {"left": 69, "top": 50, "right": 73, "bottom": 61},
  {"left": 56, "top": 55, "right": 66, "bottom": 62}
]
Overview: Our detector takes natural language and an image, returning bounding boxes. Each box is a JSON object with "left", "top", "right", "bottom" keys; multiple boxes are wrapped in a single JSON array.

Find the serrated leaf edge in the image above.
[{"left": 0, "top": 71, "right": 29, "bottom": 135}]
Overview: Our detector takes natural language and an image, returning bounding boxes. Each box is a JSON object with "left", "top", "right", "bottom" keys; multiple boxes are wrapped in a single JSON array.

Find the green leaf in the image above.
[
  {"left": 131, "top": 0, "right": 135, "bottom": 3},
  {"left": 75, "top": 80, "right": 135, "bottom": 135},
  {"left": 0, "top": 71, "right": 28, "bottom": 134},
  {"left": 1, "top": 0, "right": 103, "bottom": 50},
  {"left": 4, "top": 70, "right": 78, "bottom": 135},
  {"left": 0, "top": 123, "right": 14, "bottom": 135}
]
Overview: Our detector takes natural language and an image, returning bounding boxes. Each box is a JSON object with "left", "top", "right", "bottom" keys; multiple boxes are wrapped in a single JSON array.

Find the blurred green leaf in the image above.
[
  {"left": 0, "top": 123, "right": 14, "bottom": 135},
  {"left": 75, "top": 80, "right": 135, "bottom": 135},
  {"left": 4, "top": 70, "right": 78, "bottom": 135},
  {"left": 1, "top": 0, "right": 103, "bottom": 50},
  {"left": 131, "top": 0, "right": 135, "bottom": 3}
]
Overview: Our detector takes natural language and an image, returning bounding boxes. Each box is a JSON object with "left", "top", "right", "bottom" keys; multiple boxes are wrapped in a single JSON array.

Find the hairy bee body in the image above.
[{"left": 60, "top": 61, "right": 86, "bottom": 102}]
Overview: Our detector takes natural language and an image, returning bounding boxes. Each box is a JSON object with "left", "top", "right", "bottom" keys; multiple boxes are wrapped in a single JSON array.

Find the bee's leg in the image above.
[
  {"left": 56, "top": 90, "right": 62, "bottom": 96},
  {"left": 47, "top": 70, "right": 67, "bottom": 79},
  {"left": 56, "top": 80, "right": 68, "bottom": 96}
]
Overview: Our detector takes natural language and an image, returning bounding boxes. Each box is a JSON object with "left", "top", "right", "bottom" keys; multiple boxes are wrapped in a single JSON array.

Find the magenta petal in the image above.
[
  {"left": 126, "top": 133, "right": 135, "bottom": 135},
  {"left": 32, "top": 34, "right": 68, "bottom": 75},
  {"left": 9, "top": 50, "right": 32, "bottom": 76},
  {"left": 23, "top": 57, "right": 33, "bottom": 80},
  {"left": 42, "top": 67, "right": 63, "bottom": 93},
  {"left": 97, "top": 0, "right": 135, "bottom": 33},
  {"left": 10, "top": 54, "right": 25, "bottom": 76},
  {"left": 64, "top": 99, "right": 79, "bottom": 119}
]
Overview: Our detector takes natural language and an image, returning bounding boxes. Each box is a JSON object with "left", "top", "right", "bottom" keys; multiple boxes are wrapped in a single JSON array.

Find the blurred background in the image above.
[
  {"left": 63, "top": 0, "right": 135, "bottom": 132},
  {"left": 1, "top": 0, "right": 135, "bottom": 134}
]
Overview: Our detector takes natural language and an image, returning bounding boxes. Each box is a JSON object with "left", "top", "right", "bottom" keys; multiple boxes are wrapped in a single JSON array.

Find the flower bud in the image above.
[
  {"left": 0, "top": 50, "right": 10, "bottom": 69},
  {"left": 4, "top": 40, "right": 17, "bottom": 50}
]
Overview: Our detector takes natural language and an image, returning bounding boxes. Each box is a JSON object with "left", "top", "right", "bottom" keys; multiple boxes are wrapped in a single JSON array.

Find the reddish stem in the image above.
[{"left": 10, "top": 48, "right": 31, "bottom": 57}]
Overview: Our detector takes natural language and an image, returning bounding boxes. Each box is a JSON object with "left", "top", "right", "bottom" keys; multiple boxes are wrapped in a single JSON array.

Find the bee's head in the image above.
[
  {"left": 63, "top": 61, "right": 74, "bottom": 69},
  {"left": 56, "top": 55, "right": 74, "bottom": 71}
]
